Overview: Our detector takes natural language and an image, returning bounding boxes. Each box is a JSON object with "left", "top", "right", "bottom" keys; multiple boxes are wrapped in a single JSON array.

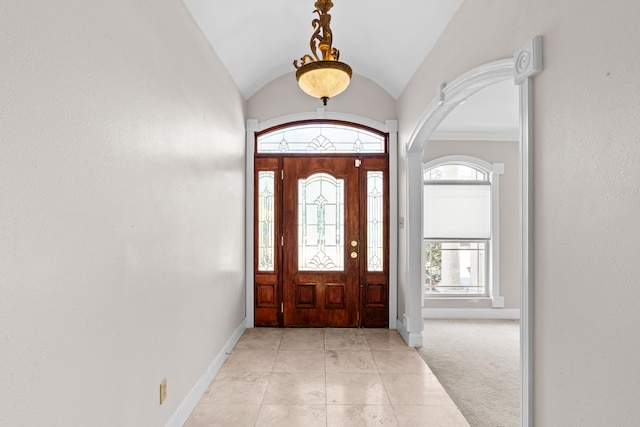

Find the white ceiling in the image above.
[
  {"left": 432, "top": 79, "right": 520, "bottom": 141},
  {"left": 183, "top": 0, "right": 518, "bottom": 137},
  {"left": 183, "top": 0, "right": 464, "bottom": 99}
]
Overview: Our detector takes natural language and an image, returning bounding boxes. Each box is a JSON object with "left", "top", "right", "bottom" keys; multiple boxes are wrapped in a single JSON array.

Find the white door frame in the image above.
[
  {"left": 245, "top": 110, "right": 398, "bottom": 329},
  {"left": 402, "top": 36, "right": 542, "bottom": 427}
]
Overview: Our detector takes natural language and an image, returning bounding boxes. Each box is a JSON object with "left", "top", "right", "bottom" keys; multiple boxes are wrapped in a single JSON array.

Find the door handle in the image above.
[{"left": 350, "top": 251, "right": 358, "bottom": 259}]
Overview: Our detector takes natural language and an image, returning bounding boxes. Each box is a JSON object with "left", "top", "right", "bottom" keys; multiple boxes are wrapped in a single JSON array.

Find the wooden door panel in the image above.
[
  {"left": 283, "top": 157, "right": 359, "bottom": 327},
  {"left": 295, "top": 283, "right": 316, "bottom": 308},
  {"left": 364, "top": 282, "right": 386, "bottom": 307},
  {"left": 254, "top": 152, "right": 389, "bottom": 328},
  {"left": 326, "top": 283, "right": 346, "bottom": 309},
  {"left": 256, "top": 282, "right": 277, "bottom": 307}
]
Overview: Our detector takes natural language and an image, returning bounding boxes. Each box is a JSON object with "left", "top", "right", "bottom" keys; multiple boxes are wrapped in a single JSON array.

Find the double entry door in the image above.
[{"left": 254, "top": 156, "right": 389, "bottom": 328}]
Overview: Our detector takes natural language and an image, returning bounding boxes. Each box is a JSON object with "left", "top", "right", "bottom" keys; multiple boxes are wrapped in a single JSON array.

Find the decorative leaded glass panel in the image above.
[
  {"left": 367, "top": 171, "right": 384, "bottom": 271},
  {"left": 258, "top": 171, "right": 275, "bottom": 271},
  {"left": 297, "top": 173, "right": 344, "bottom": 271},
  {"left": 257, "top": 123, "right": 385, "bottom": 153}
]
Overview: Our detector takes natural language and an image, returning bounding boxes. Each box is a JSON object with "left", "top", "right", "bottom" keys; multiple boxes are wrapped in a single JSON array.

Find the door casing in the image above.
[{"left": 245, "top": 115, "right": 399, "bottom": 330}]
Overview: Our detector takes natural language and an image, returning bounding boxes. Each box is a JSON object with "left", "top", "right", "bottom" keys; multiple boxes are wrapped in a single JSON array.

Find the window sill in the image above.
[{"left": 425, "top": 295, "right": 504, "bottom": 308}]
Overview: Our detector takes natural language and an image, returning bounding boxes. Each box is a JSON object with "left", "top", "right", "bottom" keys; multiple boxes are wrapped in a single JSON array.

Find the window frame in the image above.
[
  {"left": 249, "top": 117, "right": 395, "bottom": 328},
  {"left": 422, "top": 156, "right": 504, "bottom": 306},
  {"left": 255, "top": 120, "right": 388, "bottom": 155},
  {"left": 424, "top": 239, "right": 489, "bottom": 297}
]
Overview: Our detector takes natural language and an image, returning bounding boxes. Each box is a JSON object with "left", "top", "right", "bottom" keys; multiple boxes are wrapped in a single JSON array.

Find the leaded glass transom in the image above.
[
  {"left": 258, "top": 172, "right": 275, "bottom": 271},
  {"left": 367, "top": 172, "right": 384, "bottom": 272},
  {"left": 298, "top": 173, "right": 344, "bottom": 271},
  {"left": 257, "top": 123, "right": 385, "bottom": 153}
]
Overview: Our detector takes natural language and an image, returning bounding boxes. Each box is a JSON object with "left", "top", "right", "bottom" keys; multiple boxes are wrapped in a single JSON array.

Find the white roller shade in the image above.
[{"left": 424, "top": 184, "right": 491, "bottom": 239}]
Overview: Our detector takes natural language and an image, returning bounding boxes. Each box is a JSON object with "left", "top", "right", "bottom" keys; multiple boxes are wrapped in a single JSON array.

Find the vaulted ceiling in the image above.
[
  {"left": 183, "top": 0, "right": 464, "bottom": 99},
  {"left": 183, "top": 0, "right": 518, "bottom": 138}
]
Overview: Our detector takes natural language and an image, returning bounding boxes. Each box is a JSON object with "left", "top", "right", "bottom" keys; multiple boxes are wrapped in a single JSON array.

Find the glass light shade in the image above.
[{"left": 296, "top": 61, "right": 352, "bottom": 100}]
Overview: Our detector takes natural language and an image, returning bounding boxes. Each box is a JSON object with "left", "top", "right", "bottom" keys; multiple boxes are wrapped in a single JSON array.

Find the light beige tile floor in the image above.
[{"left": 184, "top": 328, "right": 469, "bottom": 427}]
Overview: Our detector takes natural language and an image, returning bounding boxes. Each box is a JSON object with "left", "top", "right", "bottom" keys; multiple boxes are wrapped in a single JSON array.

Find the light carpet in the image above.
[{"left": 417, "top": 319, "right": 520, "bottom": 427}]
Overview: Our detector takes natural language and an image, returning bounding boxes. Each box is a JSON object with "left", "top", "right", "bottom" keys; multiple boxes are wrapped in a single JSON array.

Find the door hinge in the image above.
[
  {"left": 281, "top": 170, "right": 284, "bottom": 180},
  {"left": 355, "top": 159, "right": 361, "bottom": 167},
  {"left": 357, "top": 311, "right": 360, "bottom": 321},
  {"left": 281, "top": 235, "right": 284, "bottom": 247},
  {"left": 281, "top": 303, "right": 284, "bottom": 313}
]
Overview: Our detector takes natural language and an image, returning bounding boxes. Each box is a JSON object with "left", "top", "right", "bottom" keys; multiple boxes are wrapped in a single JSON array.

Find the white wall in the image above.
[
  {"left": 0, "top": 1, "right": 246, "bottom": 426},
  {"left": 423, "top": 140, "right": 521, "bottom": 311},
  {"left": 398, "top": 0, "right": 640, "bottom": 424},
  {"left": 248, "top": 72, "right": 397, "bottom": 123}
]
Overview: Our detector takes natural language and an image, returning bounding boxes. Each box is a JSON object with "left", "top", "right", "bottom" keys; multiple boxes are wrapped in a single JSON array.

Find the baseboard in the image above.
[
  {"left": 166, "top": 317, "right": 247, "bottom": 427},
  {"left": 422, "top": 308, "right": 520, "bottom": 320},
  {"left": 396, "top": 318, "right": 424, "bottom": 348}
]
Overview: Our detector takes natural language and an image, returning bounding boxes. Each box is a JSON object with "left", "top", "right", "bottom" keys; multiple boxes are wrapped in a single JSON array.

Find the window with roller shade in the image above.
[{"left": 424, "top": 164, "right": 490, "bottom": 297}]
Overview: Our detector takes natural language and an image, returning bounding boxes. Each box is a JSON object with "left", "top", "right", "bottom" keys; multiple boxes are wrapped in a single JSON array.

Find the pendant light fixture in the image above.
[{"left": 293, "top": 0, "right": 352, "bottom": 106}]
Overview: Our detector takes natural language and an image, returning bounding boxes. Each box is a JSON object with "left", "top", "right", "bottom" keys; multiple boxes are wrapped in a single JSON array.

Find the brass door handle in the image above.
[{"left": 350, "top": 251, "right": 358, "bottom": 259}]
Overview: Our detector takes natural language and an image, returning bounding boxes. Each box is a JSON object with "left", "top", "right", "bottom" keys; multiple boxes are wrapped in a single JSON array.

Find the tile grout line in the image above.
[
  {"left": 192, "top": 328, "right": 467, "bottom": 426},
  {"left": 369, "top": 334, "right": 403, "bottom": 427},
  {"left": 255, "top": 330, "right": 282, "bottom": 427},
  {"left": 323, "top": 329, "right": 328, "bottom": 427}
]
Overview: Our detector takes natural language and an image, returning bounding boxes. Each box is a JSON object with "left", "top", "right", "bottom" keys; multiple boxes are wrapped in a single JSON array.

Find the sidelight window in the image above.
[
  {"left": 257, "top": 171, "right": 275, "bottom": 272},
  {"left": 367, "top": 171, "right": 384, "bottom": 272}
]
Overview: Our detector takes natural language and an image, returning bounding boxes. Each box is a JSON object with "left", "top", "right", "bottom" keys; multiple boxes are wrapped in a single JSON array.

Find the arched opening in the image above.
[{"left": 401, "top": 36, "right": 542, "bottom": 427}]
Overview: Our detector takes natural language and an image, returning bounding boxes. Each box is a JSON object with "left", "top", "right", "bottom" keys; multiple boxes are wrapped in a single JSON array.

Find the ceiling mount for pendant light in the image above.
[{"left": 293, "top": 0, "right": 352, "bottom": 106}]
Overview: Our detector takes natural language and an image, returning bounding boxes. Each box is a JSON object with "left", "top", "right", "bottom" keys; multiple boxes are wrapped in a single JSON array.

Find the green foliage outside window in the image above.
[{"left": 425, "top": 242, "right": 442, "bottom": 289}]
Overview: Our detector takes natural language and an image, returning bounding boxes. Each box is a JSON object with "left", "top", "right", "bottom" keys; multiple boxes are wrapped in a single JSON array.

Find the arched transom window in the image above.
[{"left": 256, "top": 122, "right": 386, "bottom": 153}]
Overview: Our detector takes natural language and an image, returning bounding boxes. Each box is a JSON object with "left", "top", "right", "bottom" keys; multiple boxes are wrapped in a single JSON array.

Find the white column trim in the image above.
[
  {"left": 396, "top": 313, "right": 424, "bottom": 347},
  {"left": 245, "top": 119, "right": 258, "bottom": 328},
  {"left": 404, "top": 150, "right": 425, "bottom": 346},
  {"left": 387, "top": 119, "right": 399, "bottom": 329},
  {"left": 491, "top": 162, "right": 504, "bottom": 308},
  {"left": 517, "top": 35, "right": 541, "bottom": 427}
]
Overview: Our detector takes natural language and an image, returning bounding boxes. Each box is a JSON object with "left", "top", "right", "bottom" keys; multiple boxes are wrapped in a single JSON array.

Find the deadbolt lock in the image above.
[{"left": 351, "top": 240, "right": 358, "bottom": 247}]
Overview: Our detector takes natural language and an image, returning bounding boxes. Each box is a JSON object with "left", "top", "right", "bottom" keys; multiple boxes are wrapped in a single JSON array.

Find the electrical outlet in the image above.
[{"left": 160, "top": 379, "right": 167, "bottom": 405}]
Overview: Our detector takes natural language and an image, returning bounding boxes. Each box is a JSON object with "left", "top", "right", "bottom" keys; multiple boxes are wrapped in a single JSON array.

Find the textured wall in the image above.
[
  {"left": 398, "top": 0, "right": 640, "bottom": 424},
  {"left": 0, "top": 1, "right": 246, "bottom": 426}
]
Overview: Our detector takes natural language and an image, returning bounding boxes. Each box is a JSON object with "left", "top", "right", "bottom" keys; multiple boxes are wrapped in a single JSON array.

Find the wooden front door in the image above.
[
  {"left": 282, "top": 157, "right": 360, "bottom": 327},
  {"left": 253, "top": 142, "right": 389, "bottom": 328}
]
